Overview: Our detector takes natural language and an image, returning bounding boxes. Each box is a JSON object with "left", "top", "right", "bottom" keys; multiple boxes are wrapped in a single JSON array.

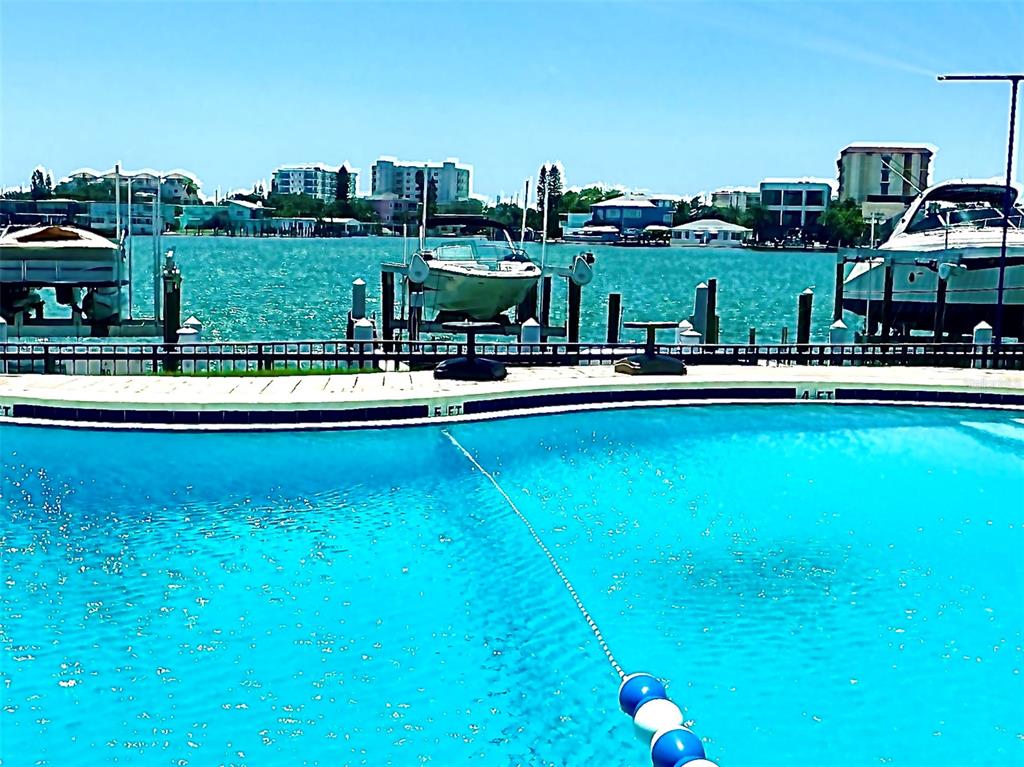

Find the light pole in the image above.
[{"left": 938, "top": 73, "right": 1022, "bottom": 347}]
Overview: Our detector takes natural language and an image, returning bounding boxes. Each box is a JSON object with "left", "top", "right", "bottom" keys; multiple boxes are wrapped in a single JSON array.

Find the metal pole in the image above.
[
  {"left": 937, "top": 73, "right": 1023, "bottom": 347},
  {"left": 995, "top": 79, "right": 1019, "bottom": 347},
  {"left": 114, "top": 162, "right": 121, "bottom": 241},
  {"left": 127, "top": 178, "right": 133, "bottom": 318},
  {"left": 520, "top": 177, "right": 530, "bottom": 245}
]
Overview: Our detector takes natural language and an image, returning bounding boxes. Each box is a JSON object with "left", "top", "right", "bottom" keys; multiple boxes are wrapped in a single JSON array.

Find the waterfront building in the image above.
[
  {"left": 364, "top": 192, "right": 418, "bottom": 226},
  {"left": 59, "top": 168, "right": 202, "bottom": 203},
  {"left": 370, "top": 157, "right": 472, "bottom": 203},
  {"left": 758, "top": 178, "right": 834, "bottom": 234},
  {"left": 837, "top": 142, "right": 936, "bottom": 220},
  {"left": 89, "top": 200, "right": 179, "bottom": 235},
  {"left": 561, "top": 212, "right": 592, "bottom": 238},
  {"left": 671, "top": 219, "right": 752, "bottom": 247},
  {"left": 271, "top": 163, "right": 358, "bottom": 202},
  {"left": 710, "top": 187, "right": 760, "bottom": 211},
  {"left": 588, "top": 194, "right": 674, "bottom": 231},
  {"left": 177, "top": 200, "right": 272, "bottom": 234},
  {"left": 0, "top": 198, "right": 89, "bottom": 226}
]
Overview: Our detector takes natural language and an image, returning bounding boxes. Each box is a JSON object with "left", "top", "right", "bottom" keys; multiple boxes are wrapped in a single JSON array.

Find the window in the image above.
[
  {"left": 623, "top": 208, "right": 642, "bottom": 219},
  {"left": 605, "top": 209, "right": 621, "bottom": 219},
  {"left": 783, "top": 190, "right": 803, "bottom": 206},
  {"left": 805, "top": 190, "right": 824, "bottom": 206},
  {"left": 762, "top": 190, "right": 782, "bottom": 206}
]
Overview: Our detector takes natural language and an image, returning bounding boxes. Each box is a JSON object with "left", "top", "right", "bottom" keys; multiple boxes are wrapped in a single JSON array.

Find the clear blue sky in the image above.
[{"left": 2, "top": 1, "right": 1022, "bottom": 199}]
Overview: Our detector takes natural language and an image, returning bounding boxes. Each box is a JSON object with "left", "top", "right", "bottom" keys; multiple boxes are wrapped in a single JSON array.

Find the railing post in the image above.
[
  {"left": 973, "top": 321, "right": 993, "bottom": 369},
  {"left": 567, "top": 279, "right": 582, "bottom": 344},
  {"left": 833, "top": 256, "right": 845, "bottom": 322}
]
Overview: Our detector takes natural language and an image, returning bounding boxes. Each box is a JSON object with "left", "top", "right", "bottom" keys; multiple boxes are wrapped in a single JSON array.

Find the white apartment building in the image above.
[
  {"left": 370, "top": 157, "right": 472, "bottom": 203},
  {"left": 271, "top": 163, "right": 358, "bottom": 202},
  {"left": 60, "top": 168, "right": 202, "bottom": 203},
  {"left": 710, "top": 187, "right": 760, "bottom": 211},
  {"left": 759, "top": 178, "right": 835, "bottom": 232}
]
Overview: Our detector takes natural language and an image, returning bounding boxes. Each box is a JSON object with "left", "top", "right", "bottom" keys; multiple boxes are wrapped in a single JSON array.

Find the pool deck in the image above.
[{"left": 1, "top": 365, "right": 1023, "bottom": 430}]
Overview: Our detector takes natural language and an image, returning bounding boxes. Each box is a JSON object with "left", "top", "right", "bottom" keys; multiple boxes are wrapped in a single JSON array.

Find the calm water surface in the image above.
[
  {"left": 122, "top": 236, "right": 840, "bottom": 343},
  {"left": 2, "top": 406, "right": 1023, "bottom": 766}
]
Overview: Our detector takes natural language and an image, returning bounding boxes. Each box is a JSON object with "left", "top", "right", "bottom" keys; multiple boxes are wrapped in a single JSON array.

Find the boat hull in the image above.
[
  {"left": 423, "top": 264, "right": 541, "bottom": 320},
  {"left": 842, "top": 249, "right": 1024, "bottom": 336}
]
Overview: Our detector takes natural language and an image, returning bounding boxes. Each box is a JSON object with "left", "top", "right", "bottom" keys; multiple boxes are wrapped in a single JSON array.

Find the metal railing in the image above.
[{"left": 1, "top": 340, "right": 1022, "bottom": 375}]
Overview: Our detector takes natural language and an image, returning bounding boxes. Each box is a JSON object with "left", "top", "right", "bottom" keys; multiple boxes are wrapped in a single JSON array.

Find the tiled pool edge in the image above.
[{"left": 1, "top": 366, "right": 1023, "bottom": 431}]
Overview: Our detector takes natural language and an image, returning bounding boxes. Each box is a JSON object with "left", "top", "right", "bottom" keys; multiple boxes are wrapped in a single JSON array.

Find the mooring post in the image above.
[
  {"left": 881, "top": 260, "right": 894, "bottom": 340},
  {"left": 349, "top": 277, "right": 366, "bottom": 338},
  {"left": 381, "top": 270, "right": 395, "bottom": 340},
  {"left": 691, "top": 281, "right": 708, "bottom": 339},
  {"left": 567, "top": 279, "right": 582, "bottom": 344},
  {"left": 748, "top": 327, "right": 756, "bottom": 345},
  {"left": 781, "top": 326, "right": 789, "bottom": 344},
  {"left": 0, "top": 316, "right": 7, "bottom": 374},
  {"left": 606, "top": 292, "right": 622, "bottom": 344},
  {"left": 933, "top": 275, "right": 948, "bottom": 342},
  {"left": 540, "top": 276, "right": 552, "bottom": 331},
  {"left": 973, "top": 321, "right": 993, "bottom": 369},
  {"left": 833, "top": 256, "right": 845, "bottom": 321},
  {"left": 353, "top": 317, "right": 375, "bottom": 371},
  {"left": 796, "top": 287, "right": 813, "bottom": 345},
  {"left": 162, "top": 253, "right": 182, "bottom": 373},
  {"left": 706, "top": 278, "right": 719, "bottom": 344},
  {"left": 408, "top": 288, "right": 423, "bottom": 342}
]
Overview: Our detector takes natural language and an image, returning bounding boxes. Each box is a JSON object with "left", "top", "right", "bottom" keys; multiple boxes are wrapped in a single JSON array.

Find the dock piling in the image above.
[
  {"left": 833, "top": 257, "right": 845, "bottom": 321},
  {"left": 381, "top": 270, "right": 395, "bottom": 340},
  {"left": 796, "top": 288, "right": 813, "bottom": 345},
  {"left": 706, "top": 278, "right": 720, "bottom": 344},
  {"left": 881, "top": 261, "right": 894, "bottom": 339},
  {"left": 691, "top": 282, "right": 709, "bottom": 340},
  {"left": 517, "top": 283, "right": 539, "bottom": 326},
  {"left": 540, "top": 276, "right": 552, "bottom": 331},
  {"left": 748, "top": 327, "right": 756, "bottom": 345},
  {"left": 933, "top": 274, "right": 948, "bottom": 342},
  {"left": 567, "top": 280, "right": 582, "bottom": 343},
  {"left": 606, "top": 292, "right": 622, "bottom": 344}
]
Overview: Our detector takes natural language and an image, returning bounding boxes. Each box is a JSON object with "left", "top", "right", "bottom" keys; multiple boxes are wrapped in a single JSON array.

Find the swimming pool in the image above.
[{"left": 2, "top": 406, "right": 1022, "bottom": 766}]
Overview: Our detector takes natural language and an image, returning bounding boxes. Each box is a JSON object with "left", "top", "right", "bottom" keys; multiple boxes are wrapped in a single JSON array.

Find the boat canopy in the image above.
[{"left": 919, "top": 182, "right": 1018, "bottom": 206}]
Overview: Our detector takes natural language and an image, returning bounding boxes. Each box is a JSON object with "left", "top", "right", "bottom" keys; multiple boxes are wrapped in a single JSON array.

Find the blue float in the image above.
[
  {"left": 650, "top": 727, "right": 706, "bottom": 767},
  {"left": 618, "top": 672, "right": 668, "bottom": 716}
]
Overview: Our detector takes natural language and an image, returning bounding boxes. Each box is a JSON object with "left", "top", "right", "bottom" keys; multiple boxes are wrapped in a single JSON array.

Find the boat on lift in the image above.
[
  {"left": 0, "top": 224, "right": 127, "bottom": 332},
  {"left": 393, "top": 215, "right": 594, "bottom": 322},
  {"left": 841, "top": 179, "right": 1024, "bottom": 337}
]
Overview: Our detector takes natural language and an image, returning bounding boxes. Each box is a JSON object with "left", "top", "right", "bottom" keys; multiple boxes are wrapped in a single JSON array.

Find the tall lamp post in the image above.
[{"left": 938, "top": 74, "right": 1022, "bottom": 347}]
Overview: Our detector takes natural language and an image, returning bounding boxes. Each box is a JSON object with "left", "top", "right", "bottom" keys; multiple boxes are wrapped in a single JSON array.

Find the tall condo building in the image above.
[
  {"left": 271, "top": 163, "right": 358, "bottom": 201},
  {"left": 370, "top": 157, "right": 472, "bottom": 203}
]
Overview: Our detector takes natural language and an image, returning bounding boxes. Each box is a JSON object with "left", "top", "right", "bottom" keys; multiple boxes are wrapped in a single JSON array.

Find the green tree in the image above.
[
  {"left": 336, "top": 167, "right": 351, "bottom": 202},
  {"left": 739, "top": 204, "right": 775, "bottom": 242},
  {"left": 30, "top": 168, "right": 52, "bottom": 200},
  {"left": 818, "top": 199, "right": 865, "bottom": 246},
  {"left": 545, "top": 164, "right": 563, "bottom": 238},
  {"left": 536, "top": 165, "right": 548, "bottom": 218}
]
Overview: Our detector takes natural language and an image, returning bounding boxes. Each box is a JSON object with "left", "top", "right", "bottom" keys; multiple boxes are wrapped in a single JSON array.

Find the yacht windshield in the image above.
[
  {"left": 905, "top": 200, "right": 1023, "bottom": 233},
  {"left": 429, "top": 239, "right": 532, "bottom": 263}
]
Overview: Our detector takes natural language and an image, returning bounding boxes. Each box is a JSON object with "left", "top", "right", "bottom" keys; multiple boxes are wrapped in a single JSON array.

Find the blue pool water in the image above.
[{"left": 2, "top": 407, "right": 1023, "bottom": 766}]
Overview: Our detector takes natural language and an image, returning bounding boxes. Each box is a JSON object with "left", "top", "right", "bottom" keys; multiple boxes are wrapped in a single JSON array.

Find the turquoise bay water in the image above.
[
  {"left": 124, "top": 236, "right": 839, "bottom": 343},
  {"left": 2, "top": 407, "right": 1023, "bottom": 766}
]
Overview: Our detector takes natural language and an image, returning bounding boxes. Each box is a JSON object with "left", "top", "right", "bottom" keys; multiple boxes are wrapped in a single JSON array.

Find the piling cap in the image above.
[
  {"left": 974, "top": 321, "right": 992, "bottom": 331},
  {"left": 353, "top": 278, "right": 366, "bottom": 286},
  {"left": 183, "top": 315, "right": 202, "bottom": 329},
  {"left": 802, "top": 287, "right": 814, "bottom": 295},
  {"left": 354, "top": 317, "right": 374, "bottom": 328},
  {"left": 522, "top": 318, "right": 540, "bottom": 328},
  {"left": 830, "top": 319, "right": 848, "bottom": 330},
  {"left": 677, "top": 320, "right": 693, "bottom": 331},
  {"left": 695, "top": 282, "right": 708, "bottom": 289}
]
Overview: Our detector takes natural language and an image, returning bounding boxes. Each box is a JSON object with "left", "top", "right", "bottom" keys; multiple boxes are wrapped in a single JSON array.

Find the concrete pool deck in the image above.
[{"left": 1, "top": 365, "right": 1023, "bottom": 430}]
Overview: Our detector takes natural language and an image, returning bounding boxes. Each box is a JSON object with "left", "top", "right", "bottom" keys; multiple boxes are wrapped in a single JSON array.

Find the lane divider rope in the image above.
[{"left": 442, "top": 428, "right": 625, "bottom": 680}]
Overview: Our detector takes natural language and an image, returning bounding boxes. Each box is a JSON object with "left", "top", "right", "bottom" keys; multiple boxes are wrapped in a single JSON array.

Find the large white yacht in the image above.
[{"left": 842, "top": 179, "right": 1024, "bottom": 337}]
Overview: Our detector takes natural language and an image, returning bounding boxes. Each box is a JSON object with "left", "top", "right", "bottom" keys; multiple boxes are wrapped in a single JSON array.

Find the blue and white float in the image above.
[{"left": 618, "top": 672, "right": 718, "bottom": 767}]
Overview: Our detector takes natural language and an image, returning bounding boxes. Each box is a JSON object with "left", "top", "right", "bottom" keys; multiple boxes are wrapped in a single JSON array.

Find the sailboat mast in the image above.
[{"left": 419, "top": 166, "right": 428, "bottom": 250}]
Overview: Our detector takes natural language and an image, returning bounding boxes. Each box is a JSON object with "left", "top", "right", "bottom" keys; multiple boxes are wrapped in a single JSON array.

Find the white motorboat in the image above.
[
  {"left": 392, "top": 215, "right": 594, "bottom": 322},
  {"left": 0, "top": 224, "right": 126, "bottom": 325},
  {"left": 841, "top": 180, "right": 1024, "bottom": 337},
  {"left": 408, "top": 237, "right": 542, "bottom": 320}
]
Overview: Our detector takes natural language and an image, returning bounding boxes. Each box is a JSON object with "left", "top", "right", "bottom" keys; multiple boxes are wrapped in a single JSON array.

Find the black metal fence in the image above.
[{"left": 1, "top": 340, "right": 1022, "bottom": 375}]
